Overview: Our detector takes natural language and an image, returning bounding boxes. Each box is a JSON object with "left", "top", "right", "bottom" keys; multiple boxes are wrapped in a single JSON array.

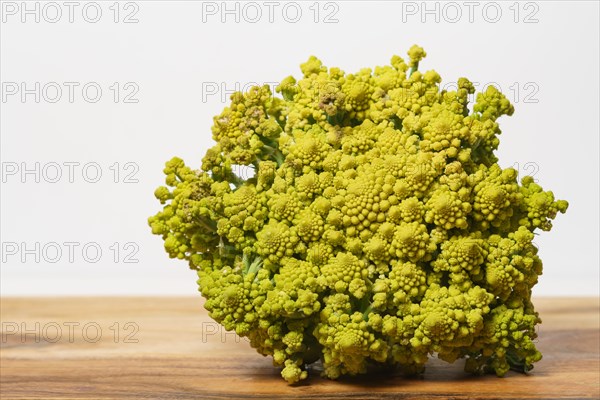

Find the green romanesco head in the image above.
[{"left": 148, "top": 46, "right": 568, "bottom": 384}]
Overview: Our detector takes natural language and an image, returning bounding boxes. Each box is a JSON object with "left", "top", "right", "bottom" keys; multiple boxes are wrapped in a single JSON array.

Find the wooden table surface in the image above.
[{"left": 1, "top": 297, "right": 598, "bottom": 399}]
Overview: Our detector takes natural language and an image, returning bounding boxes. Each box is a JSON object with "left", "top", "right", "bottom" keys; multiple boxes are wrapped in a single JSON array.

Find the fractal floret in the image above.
[{"left": 148, "top": 46, "right": 568, "bottom": 383}]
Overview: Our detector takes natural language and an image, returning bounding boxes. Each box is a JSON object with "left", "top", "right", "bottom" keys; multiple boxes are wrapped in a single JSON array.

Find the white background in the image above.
[{"left": 1, "top": 1, "right": 598, "bottom": 296}]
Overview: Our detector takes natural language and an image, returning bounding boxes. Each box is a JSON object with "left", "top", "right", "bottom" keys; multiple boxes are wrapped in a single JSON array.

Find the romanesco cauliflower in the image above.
[{"left": 148, "top": 45, "right": 568, "bottom": 383}]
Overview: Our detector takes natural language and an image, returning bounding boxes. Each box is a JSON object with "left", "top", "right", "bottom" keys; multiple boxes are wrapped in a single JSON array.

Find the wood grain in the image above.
[{"left": 1, "top": 297, "right": 598, "bottom": 399}]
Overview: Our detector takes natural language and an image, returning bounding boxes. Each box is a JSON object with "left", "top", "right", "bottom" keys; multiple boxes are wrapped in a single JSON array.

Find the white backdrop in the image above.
[{"left": 1, "top": 1, "right": 598, "bottom": 296}]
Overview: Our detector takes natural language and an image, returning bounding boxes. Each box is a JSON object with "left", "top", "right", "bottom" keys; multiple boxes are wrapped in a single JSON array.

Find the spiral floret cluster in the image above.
[{"left": 149, "top": 46, "right": 568, "bottom": 383}]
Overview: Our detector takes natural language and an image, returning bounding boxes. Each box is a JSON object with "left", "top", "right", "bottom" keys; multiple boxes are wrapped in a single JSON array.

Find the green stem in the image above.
[
  {"left": 362, "top": 304, "right": 374, "bottom": 320},
  {"left": 260, "top": 145, "right": 285, "bottom": 166},
  {"left": 408, "top": 62, "right": 419, "bottom": 77},
  {"left": 242, "top": 254, "right": 263, "bottom": 276},
  {"left": 195, "top": 217, "right": 217, "bottom": 233},
  {"left": 229, "top": 172, "right": 246, "bottom": 188}
]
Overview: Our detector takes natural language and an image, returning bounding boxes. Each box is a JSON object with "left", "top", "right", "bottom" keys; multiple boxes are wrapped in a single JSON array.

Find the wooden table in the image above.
[{"left": 1, "top": 297, "right": 598, "bottom": 399}]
